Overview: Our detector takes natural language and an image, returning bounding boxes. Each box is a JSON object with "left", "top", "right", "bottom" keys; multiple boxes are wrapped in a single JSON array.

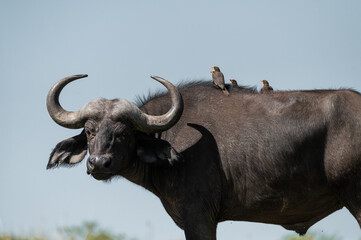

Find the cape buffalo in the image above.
[{"left": 47, "top": 74, "right": 361, "bottom": 240}]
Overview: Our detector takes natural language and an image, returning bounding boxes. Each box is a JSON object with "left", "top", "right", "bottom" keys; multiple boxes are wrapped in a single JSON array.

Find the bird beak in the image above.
[
  {"left": 212, "top": 67, "right": 215, "bottom": 69},
  {"left": 261, "top": 80, "right": 264, "bottom": 83},
  {"left": 210, "top": 71, "right": 213, "bottom": 73}
]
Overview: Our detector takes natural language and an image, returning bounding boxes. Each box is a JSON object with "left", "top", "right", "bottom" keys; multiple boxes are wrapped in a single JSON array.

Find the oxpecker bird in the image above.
[
  {"left": 229, "top": 79, "right": 240, "bottom": 90},
  {"left": 261, "top": 80, "right": 273, "bottom": 93},
  {"left": 211, "top": 66, "right": 229, "bottom": 96}
]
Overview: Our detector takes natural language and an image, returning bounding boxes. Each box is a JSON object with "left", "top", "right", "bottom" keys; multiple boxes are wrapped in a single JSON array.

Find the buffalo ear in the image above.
[
  {"left": 47, "top": 130, "right": 88, "bottom": 169},
  {"left": 136, "top": 133, "right": 180, "bottom": 165}
]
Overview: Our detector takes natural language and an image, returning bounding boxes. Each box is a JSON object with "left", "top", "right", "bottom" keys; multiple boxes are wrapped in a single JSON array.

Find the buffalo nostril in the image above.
[
  {"left": 88, "top": 157, "right": 96, "bottom": 170},
  {"left": 88, "top": 156, "right": 111, "bottom": 171},
  {"left": 103, "top": 157, "right": 112, "bottom": 169}
]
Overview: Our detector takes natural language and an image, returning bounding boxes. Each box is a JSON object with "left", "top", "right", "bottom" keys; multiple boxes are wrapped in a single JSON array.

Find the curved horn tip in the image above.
[
  {"left": 74, "top": 74, "right": 88, "bottom": 78},
  {"left": 150, "top": 75, "right": 165, "bottom": 81}
]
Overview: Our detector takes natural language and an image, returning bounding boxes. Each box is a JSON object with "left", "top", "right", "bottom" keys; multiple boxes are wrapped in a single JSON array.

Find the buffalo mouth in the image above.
[{"left": 87, "top": 171, "right": 112, "bottom": 180}]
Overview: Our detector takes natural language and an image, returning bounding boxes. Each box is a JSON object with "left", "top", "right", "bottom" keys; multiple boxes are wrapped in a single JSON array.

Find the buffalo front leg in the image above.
[
  {"left": 338, "top": 181, "right": 361, "bottom": 228},
  {"left": 183, "top": 215, "right": 217, "bottom": 240}
]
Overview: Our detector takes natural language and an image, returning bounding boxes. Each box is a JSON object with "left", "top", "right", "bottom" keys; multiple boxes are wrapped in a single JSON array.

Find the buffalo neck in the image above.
[
  {"left": 121, "top": 151, "right": 181, "bottom": 198},
  {"left": 122, "top": 92, "right": 184, "bottom": 197}
]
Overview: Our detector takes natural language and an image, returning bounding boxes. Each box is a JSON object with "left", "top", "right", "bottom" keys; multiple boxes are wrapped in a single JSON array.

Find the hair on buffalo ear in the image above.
[
  {"left": 47, "top": 130, "right": 88, "bottom": 169},
  {"left": 136, "top": 133, "right": 180, "bottom": 165}
]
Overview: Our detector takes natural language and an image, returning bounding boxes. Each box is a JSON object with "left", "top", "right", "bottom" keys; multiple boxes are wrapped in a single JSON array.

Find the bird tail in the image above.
[{"left": 222, "top": 88, "right": 230, "bottom": 96}]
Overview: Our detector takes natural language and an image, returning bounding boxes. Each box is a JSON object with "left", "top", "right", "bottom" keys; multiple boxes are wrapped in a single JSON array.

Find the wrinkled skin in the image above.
[
  {"left": 84, "top": 119, "right": 135, "bottom": 180},
  {"left": 48, "top": 78, "right": 361, "bottom": 240}
]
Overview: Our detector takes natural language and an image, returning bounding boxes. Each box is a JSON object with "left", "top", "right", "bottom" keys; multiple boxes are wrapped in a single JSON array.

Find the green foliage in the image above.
[
  {"left": 0, "top": 236, "right": 46, "bottom": 240},
  {"left": 283, "top": 232, "right": 342, "bottom": 240},
  {"left": 1, "top": 225, "right": 355, "bottom": 240},
  {"left": 57, "top": 221, "right": 133, "bottom": 240},
  {"left": 0, "top": 221, "right": 136, "bottom": 240}
]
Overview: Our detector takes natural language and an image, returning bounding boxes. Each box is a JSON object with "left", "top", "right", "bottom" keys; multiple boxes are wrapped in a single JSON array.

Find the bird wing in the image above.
[{"left": 213, "top": 72, "right": 225, "bottom": 89}]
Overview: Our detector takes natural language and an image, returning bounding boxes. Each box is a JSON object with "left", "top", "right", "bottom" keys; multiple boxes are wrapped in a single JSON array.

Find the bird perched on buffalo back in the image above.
[
  {"left": 211, "top": 66, "right": 229, "bottom": 96},
  {"left": 261, "top": 80, "right": 273, "bottom": 93},
  {"left": 229, "top": 79, "right": 240, "bottom": 90}
]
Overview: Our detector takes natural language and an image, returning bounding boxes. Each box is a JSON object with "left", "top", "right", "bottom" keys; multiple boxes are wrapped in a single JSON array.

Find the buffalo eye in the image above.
[
  {"left": 116, "top": 131, "right": 129, "bottom": 142},
  {"left": 116, "top": 133, "right": 126, "bottom": 141},
  {"left": 85, "top": 129, "right": 91, "bottom": 136},
  {"left": 84, "top": 127, "right": 96, "bottom": 139}
]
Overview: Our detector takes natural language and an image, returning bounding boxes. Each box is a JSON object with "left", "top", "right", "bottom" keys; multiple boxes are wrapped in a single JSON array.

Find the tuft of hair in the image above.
[
  {"left": 135, "top": 79, "right": 258, "bottom": 107},
  {"left": 135, "top": 88, "right": 168, "bottom": 107},
  {"left": 47, "top": 149, "right": 86, "bottom": 169}
]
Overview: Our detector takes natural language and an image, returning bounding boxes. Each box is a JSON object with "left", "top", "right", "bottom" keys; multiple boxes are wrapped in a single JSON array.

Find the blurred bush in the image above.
[
  {"left": 0, "top": 225, "right": 355, "bottom": 240},
  {"left": 58, "top": 221, "right": 137, "bottom": 240},
  {"left": 0, "top": 221, "right": 137, "bottom": 240},
  {"left": 283, "top": 232, "right": 342, "bottom": 240}
]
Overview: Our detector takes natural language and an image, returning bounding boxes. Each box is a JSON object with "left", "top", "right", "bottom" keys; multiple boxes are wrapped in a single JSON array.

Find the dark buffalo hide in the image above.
[{"left": 48, "top": 77, "right": 361, "bottom": 240}]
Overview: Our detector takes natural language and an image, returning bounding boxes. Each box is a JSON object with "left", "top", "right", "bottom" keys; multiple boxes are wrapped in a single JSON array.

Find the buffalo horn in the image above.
[
  {"left": 112, "top": 76, "right": 184, "bottom": 133},
  {"left": 46, "top": 74, "right": 90, "bottom": 129},
  {"left": 47, "top": 74, "right": 184, "bottom": 132}
]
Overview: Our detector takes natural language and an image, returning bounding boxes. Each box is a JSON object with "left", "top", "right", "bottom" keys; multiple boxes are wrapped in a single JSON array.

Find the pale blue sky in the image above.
[{"left": 1, "top": 0, "right": 361, "bottom": 239}]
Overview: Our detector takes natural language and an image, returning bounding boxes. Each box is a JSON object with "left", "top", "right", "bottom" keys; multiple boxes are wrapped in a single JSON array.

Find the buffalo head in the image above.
[{"left": 47, "top": 74, "right": 183, "bottom": 180}]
